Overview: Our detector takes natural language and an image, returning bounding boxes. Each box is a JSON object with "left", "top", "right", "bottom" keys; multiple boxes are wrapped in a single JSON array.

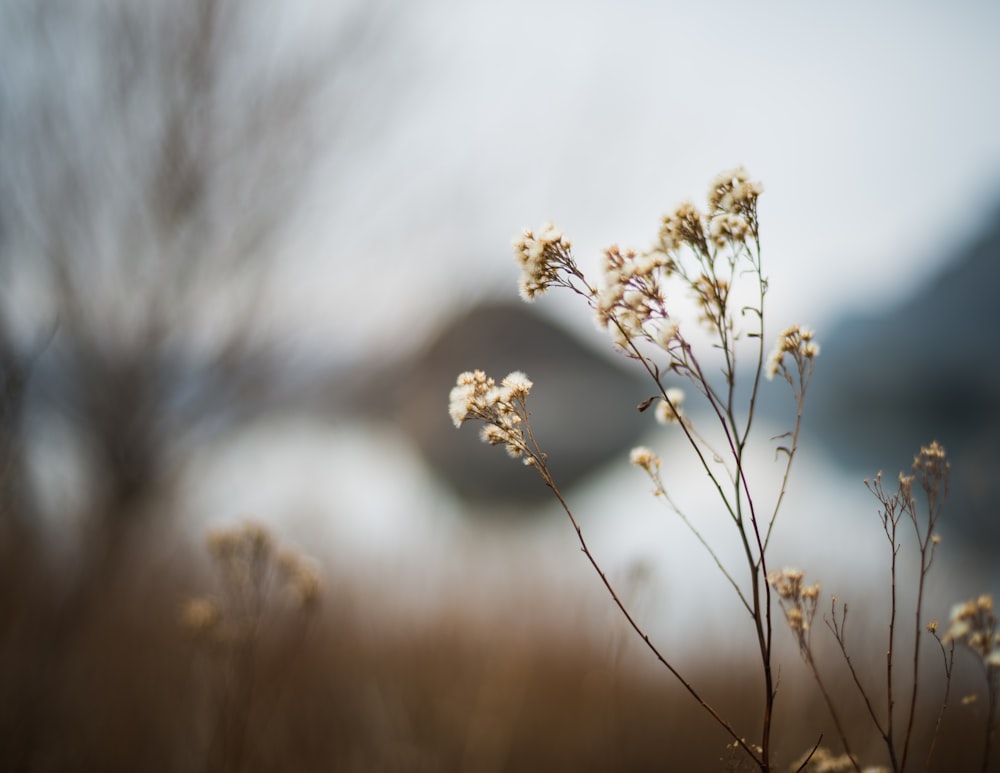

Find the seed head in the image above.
[
  {"left": 766, "top": 324, "right": 820, "bottom": 380},
  {"left": 513, "top": 222, "right": 573, "bottom": 301},
  {"left": 654, "top": 388, "right": 685, "bottom": 425}
]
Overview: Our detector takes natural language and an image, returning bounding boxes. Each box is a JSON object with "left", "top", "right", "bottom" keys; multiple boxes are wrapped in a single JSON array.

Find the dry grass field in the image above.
[{"left": 0, "top": 524, "right": 990, "bottom": 773}]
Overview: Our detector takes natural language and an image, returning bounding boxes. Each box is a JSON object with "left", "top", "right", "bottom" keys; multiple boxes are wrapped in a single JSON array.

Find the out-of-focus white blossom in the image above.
[
  {"left": 513, "top": 222, "right": 574, "bottom": 301},
  {"left": 943, "top": 593, "right": 999, "bottom": 669},
  {"left": 629, "top": 446, "right": 660, "bottom": 471},
  {"left": 766, "top": 324, "right": 820, "bottom": 381},
  {"left": 768, "top": 567, "right": 821, "bottom": 646},
  {"left": 654, "top": 388, "right": 685, "bottom": 425}
]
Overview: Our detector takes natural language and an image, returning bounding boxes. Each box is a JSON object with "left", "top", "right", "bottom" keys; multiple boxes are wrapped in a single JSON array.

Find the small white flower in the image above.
[
  {"left": 512, "top": 222, "right": 572, "bottom": 302},
  {"left": 500, "top": 370, "right": 533, "bottom": 399},
  {"left": 654, "top": 320, "right": 678, "bottom": 350},
  {"left": 766, "top": 324, "right": 819, "bottom": 380},
  {"left": 629, "top": 446, "right": 658, "bottom": 469},
  {"left": 448, "top": 382, "right": 475, "bottom": 427},
  {"left": 655, "top": 388, "right": 685, "bottom": 425}
]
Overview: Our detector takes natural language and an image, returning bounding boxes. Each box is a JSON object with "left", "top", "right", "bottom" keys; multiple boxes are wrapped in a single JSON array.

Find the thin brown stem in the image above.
[
  {"left": 762, "top": 360, "right": 811, "bottom": 553},
  {"left": 646, "top": 468, "right": 753, "bottom": 615},
  {"left": 899, "top": 551, "right": 926, "bottom": 772},
  {"left": 793, "top": 734, "right": 824, "bottom": 773},
  {"left": 526, "top": 441, "right": 764, "bottom": 769},
  {"left": 923, "top": 636, "right": 954, "bottom": 771},
  {"left": 982, "top": 669, "right": 998, "bottom": 773},
  {"left": 799, "top": 646, "right": 863, "bottom": 773},
  {"left": 826, "top": 601, "right": 888, "bottom": 741}
]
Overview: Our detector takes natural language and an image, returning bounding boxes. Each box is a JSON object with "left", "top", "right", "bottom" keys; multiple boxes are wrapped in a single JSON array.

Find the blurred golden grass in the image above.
[{"left": 0, "top": 529, "right": 988, "bottom": 772}]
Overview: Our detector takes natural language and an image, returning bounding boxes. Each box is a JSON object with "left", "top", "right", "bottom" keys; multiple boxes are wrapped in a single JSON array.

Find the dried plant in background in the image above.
[
  {"left": 769, "top": 440, "right": 1000, "bottom": 773},
  {"left": 182, "top": 521, "right": 321, "bottom": 773},
  {"left": 942, "top": 593, "right": 1000, "bottom": 772}
]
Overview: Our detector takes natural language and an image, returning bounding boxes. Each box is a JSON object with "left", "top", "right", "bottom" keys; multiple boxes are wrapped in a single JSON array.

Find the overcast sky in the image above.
[
  {"left": 5, "top": 0, "right": 996, "bottom": 360},
  {"left": 274, "top": 0, "right": 1000, "bottom": 360}
]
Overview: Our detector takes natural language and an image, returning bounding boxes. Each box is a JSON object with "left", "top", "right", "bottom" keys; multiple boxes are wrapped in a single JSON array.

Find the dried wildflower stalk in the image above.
[
  {"left": 453, "top": 168, "right": 819, "bottom": 772},
  {"left": 942, "top": 593, "right": 1000, "bottom": 772},
  {"left": 766, "top": 448, "right": 942, "bottom": 773},
  {"left": 767, "top": 568, "right": 861, "bottom": 771},
  {"left": 838, "top": 443, "right": 949, "bottom": 773},
  {"left": 870, "top": 443, "right": 949, "bottom": 772},
  {"left": 182, "top": 522, "right": 322, "bottom": 773},
  {"left": 768, "top": 441, "right": 999, "bottom": 773}
]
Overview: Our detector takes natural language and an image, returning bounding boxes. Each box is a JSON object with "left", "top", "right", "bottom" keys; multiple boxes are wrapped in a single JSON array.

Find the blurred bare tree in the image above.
[{"left": 0, "top": 0, "right": 399, "bottom": 558}]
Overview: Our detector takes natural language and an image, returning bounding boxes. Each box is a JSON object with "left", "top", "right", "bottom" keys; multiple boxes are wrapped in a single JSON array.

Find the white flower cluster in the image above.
[
  {"left": 208, "top": 522, "right": 274, "bottom": 590},
  {"left": 449, "top": 369, "right": 535, "bottom": 462},
  {"left": 629, "top": 445, "right": 660, "bottom": 471},
  {"left": 656, "top": 200, "right": 709, "bottom": 254},
  {"left": 768, "top": 567, "right": 809, "bottom": 600},
  {"left": 594, "top": 168, "right": 764, "bottom": 352},
  {"left": 707, "top": 166, "right": 764, "bottom": 220},
  {"left": 709, "top": 213, "right": 751, "bottom": 248},
  {"left": 654, "top": 387, "right": 685, "bottom": 426},
  {"left": 912, "top": 439, "right": 949, "bottom": 495},
  {"left": 943, "top": 594, "right": 1000, "bottom": 669},
  {"left": 765, "top": 324, "right": 820, "bottom": 381},
  {"left": 512, "top": 222, "right": 573, "bottom": 302},
  {"left": 654, "top": 166, "right": 762, "bottom": 257},
  {"left": 593, "top": 244, "right": 678, "bottom": 350},
  {"left": 183, "top": 523, "right": 322, "bottom": 641},
  {"left": 768, "top": 567, "right": 821, "bottom": 640}
]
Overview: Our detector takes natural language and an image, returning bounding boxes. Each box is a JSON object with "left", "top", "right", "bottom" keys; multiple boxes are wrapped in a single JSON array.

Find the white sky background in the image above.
[{"left": 274, "top": 0, "right": 1000, "bottom": 361}]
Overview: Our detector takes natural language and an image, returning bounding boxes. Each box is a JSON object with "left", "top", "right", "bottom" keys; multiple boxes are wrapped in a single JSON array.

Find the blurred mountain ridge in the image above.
[
  {"left": 344, "top": 301, "right": 651, "bottom": 506},
  {"left": 799, "top": 194, "right": 1000, "bottom": 553}
]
